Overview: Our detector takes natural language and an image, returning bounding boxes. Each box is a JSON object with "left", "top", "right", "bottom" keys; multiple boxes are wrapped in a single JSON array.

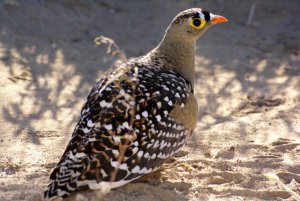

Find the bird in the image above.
[{"left": 44, "top": 8, "right": 228, "bottom": 200}]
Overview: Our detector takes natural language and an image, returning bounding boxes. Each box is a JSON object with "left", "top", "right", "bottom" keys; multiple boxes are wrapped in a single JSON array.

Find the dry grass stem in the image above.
[{"left": 94, "top": 35, "right": 128, "bottom": 63}]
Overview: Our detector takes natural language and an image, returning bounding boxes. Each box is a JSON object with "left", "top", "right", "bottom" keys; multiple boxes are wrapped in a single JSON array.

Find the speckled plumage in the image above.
[{"left": 44, "top": 8, "right": 227, "bottom": 200}]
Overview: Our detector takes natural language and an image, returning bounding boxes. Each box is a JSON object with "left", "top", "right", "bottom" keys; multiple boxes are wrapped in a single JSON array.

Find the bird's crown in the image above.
[{"left": 170, "top": 8, "right": 228, "bottom": 30}]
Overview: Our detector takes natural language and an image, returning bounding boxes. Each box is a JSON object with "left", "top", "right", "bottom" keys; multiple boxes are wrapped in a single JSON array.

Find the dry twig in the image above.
[
  {"left": 94, "top": 35, "right": 128, "bottom": 63},
  {"left": 246, "top": 1, "right": 257, "bottom": 25}
]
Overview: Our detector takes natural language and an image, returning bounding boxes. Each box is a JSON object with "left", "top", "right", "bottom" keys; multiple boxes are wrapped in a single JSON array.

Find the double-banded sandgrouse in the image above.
[{"left": 44, "top": 8, "right": 227, "bottom": 200}]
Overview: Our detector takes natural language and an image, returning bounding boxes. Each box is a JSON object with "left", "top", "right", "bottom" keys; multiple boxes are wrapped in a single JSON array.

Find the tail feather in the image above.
[{"left": 44, "top": 151, "right": 85, "bottom": 199}]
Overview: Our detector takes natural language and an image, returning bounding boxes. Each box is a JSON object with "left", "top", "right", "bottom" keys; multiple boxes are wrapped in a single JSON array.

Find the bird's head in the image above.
[
  {"left": 165, "top": 8, "right": 228, "bottom": 42},
  {"left": 154, "top": 8, "right": 228, "bottom": 85}
]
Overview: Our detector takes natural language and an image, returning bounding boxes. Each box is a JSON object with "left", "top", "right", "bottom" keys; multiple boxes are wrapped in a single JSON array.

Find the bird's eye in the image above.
[{"left": 190, "top": 18, "right": 206, "bottom": 29}]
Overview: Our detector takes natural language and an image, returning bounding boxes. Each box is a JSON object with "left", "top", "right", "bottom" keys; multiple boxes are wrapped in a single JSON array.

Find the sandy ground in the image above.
[{"left": 0, "top": 0, "right": 299, "bottom": 200}]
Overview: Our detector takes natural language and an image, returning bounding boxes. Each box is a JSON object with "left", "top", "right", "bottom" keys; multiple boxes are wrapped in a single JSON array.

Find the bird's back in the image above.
[{"left": 44, "top": 58, "right": 197, "bottom": 199}]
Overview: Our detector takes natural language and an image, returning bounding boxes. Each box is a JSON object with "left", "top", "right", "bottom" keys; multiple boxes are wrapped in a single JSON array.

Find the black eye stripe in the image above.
[
  {"left": 202, "top": 10, "right": 210, "bottom": 22},
  {"left": 194, "top": 11, "right": 201, "bottom": 19}
]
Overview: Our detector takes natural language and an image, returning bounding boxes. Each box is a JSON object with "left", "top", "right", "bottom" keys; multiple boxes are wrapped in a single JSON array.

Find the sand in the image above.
[{"left": 0, "top": 0, "right": 299, "bottom": 200}]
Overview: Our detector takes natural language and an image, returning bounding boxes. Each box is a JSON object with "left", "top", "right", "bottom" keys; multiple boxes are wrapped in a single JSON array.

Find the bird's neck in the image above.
[{"left": 155, "top": 34, "right": 196, "bottom": 87}]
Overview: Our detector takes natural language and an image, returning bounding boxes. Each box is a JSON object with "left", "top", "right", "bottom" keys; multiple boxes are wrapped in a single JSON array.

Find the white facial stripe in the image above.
[
  {"left": 210, "top": 13, "right": 216, "bottom": 20},
  {"left": 198, "top": 11, "right": 205, "bottom": 19}
]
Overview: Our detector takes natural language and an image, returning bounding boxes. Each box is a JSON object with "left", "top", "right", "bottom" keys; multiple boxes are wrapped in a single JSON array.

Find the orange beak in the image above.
[{"left": 211, "top": 15, "right": 228, "bottom": 24}]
